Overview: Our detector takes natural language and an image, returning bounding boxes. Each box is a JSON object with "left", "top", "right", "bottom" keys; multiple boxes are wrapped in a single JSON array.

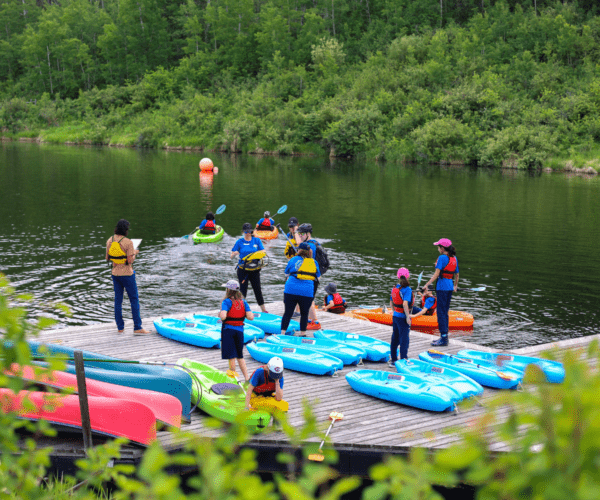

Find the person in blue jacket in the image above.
[
  {"left": 410, "top": 288, "right": 437, "bottom": 317},
  {"left": 198, "top": 212, "right": 216, "bottom": 234},
  {"left": 231, "top": 223, "right": 268, "bottom": 313},
  {"left": 280, "top": 242, "right": 321, "bottom": 337},
  {"left": 422, "top": 238, "right": 459, "bottom": 347},
  {"left": 389, "top": 267, "right": 413, "bottom": 366},
  {"left": 295, "top": 223, "right": 321, "bottom": 329},
  {"left": 256, "top": 211, "right": 276, "bottom": 231}
]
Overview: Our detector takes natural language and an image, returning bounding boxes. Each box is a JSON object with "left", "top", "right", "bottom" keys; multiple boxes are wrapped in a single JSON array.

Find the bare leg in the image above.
[
  {"left": 308, "top": 301, "right": 318, "bottom": 322},
  {"left": 228, "top": 359, "right": 236, "bottom": 372},
  {"left": 238, "top": 358, "right": 249, "bottom": 381},
  {"left": 260, "top": 304, "right": 267, "bottom": 312}
]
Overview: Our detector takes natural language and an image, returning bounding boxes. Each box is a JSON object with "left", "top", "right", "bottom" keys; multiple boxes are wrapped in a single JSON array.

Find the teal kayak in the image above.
[
  {"left": 192, "top": 226, "right": 225, "bottom": 244},
  {"left": 246, "top": 342, "right": 343, "bottom": 376},
  {"left": 266, "top": 335, "right": 365, "bottom": 366},
  {"left": 185, "top": 314, "right": 265, "bottom": 342},
  {"left": 314, "top": 330, "right": 390, "bottom": 362},
  {"left": 246, "top": 312, "right": 299, "bottom": 335},
  {"left": 154, "top": 318, "right": 263, "bottom": 348}
]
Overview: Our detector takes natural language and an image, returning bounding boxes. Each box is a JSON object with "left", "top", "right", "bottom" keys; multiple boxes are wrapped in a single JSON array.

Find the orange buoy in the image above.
[{"left": 199, "top": 158, "right": 214, "bottom": 171}]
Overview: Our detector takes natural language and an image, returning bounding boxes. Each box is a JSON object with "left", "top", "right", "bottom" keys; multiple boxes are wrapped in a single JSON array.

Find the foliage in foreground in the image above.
[{"left": 1, "top": 273, "right": 600, "bottom": 499}]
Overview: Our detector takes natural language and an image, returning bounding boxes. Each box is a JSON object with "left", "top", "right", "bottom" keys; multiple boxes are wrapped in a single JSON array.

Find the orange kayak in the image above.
[
  {"left": 253, "top": 228, "right": 279, "bottom": 240},
  {"left": 352, "top": 308, "right": 474, "bottom": 329}
]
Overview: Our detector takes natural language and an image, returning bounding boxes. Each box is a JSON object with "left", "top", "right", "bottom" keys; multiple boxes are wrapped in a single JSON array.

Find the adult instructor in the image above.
[
  {"left": 422, "top": 238, "right": 459, "bottom": 347},
  {"left": 105, "top": 219, "right": 150, "bottom": 335}
]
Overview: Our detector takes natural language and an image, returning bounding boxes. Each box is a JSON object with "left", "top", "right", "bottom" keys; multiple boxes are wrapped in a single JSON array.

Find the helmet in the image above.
[
  {"left": 223, "top": 280, "right": 240, "bottom": 290},
  {"left": 264, "top": 211, "right": 271, "bottom": 217},
  {"left": 242, "top": 222, "right": 252, "bottom": 232},
  {"left": 288, "top": 217, "right": 299, "bottom": 227},
  {"left": 297, "top": 223, "right": 312, "bottom": 234},
  {"left": 397, "top": 267, "right": 410, "bottom": 280},
  {"left": 324, "top": 283, "right": 337, "bottom": 294},
  {"left": 267, "top": 357, "right": 284, "bottom": 379}
]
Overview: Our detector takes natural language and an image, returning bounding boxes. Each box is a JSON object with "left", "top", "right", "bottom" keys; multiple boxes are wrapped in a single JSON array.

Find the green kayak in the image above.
[
  {"left": 175, "top": 358, "right": 271, "bottom": 432},
  {"left": 192, "top": 225, "right": 225, "bottom": 244}
]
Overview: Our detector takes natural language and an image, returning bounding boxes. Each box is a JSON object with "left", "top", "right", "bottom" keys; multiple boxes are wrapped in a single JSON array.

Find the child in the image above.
[
  {"left": 256, "top": 211, "right": 276, "bottom": 231},
  {"left": 389, "top": 267, "right": 413, "bottom": 367},
  {"left": 198, "top": 212, "right": 216, "bottom": 234},
  {"left": 322, "top": 283, "right": 347, "bottom": 314},
  {"left": 410, "top": 288, "right": 437, "bottom": 318}
]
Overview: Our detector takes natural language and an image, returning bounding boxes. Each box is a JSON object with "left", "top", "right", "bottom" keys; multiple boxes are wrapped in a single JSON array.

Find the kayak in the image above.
[
  {"left": 185, "top": 314, "right": 266, "bottom": 342},
  {"left": 192, "top": 226, "right": 225, "bottom": 244},
  {"left": 346, "top": 368, "right": 477, "bottom": 412},
  {"left": 419, "top": 350, "right": 523, "bottom": 390},
  {"left": 456, "top": 350, "right": 565, "bottom": 383},
  {"left": 313, "top": 330, "right": 390, "bottom": 362},
  {"left": 246, "top": 342, "right": 343, "bottom": 376},
  {"left": 246, "top": 312, "right": 299, "bottom": 335},
  {"left": 253, "top": 228, "right": 279, "bottom": 240},
  {"left": 0, "top": 388, "right": 157, "bottom": 446},
  {"left": 266, "top": 335, "right": 365, "bottom": 366},
  {"left": 351, "top": 308, "right": 474, "bottom": 329},
  {"left": 154, "top": 318, "right": 263, "bottom": 347},
  {"left": 7, "top": 364, "right": 182, "bottom": 428},
  {"left": 175, "top": 359, "right": 271, "bottom": 432}
]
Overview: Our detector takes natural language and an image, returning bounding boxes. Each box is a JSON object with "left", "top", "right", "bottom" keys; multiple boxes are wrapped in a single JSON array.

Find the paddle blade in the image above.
[
  {"left": 329, "top": 411, "right": 344, "bottom": 421},
  {"left": 470, "top": 287, "right": 486, "bottom": 292},
  {"left": 181, "top": 235, "right": 189, "bottom": 240},
  {"left": 277, "top": 205, "right": 288, "bottom": 214},
  {"left": 216, "top": 204, "right": 226, "bottom": 214},
  {"left": 427, "top": 349, "right": 446, "bottom": 357},
  {"left": 308, "top": 453, "right": 325, "bottom": 462},
  {"left": 497, "top": 371, "right": 517, "bottom": 381}
]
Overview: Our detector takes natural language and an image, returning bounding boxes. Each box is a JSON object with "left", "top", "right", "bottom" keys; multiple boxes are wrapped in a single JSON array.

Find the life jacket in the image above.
[
  {"left": 392, "top": 285, "right": 414, "bottom": 314},
  {"left": 223, "top": 299, "right": 246, "bottom": 327},
  {"left": 440, "top": 256, "right": 457, "bottom": 280},
  {"left": 324, "top": 293, "right": 346, "bottom": 313},
  {"left": 200, "top": 220, "right": 216, "bottom": 234},
  {"left": 421, "top": 296, "right": 437, "bottom": 316},
  {"left": 239, "top": 250, "right": 267, "bottom": 271},
  {"left": 108, "top": 236, "right": 128, "bottom": 265},
  {"left": 291, "top": 257, "right": 318, "bottom": 280},
  {"left": 251, "top": 366, "right": 276, "bottom": 395},
  {"left": 284, "top": 239, "right": 297, "bottom": 259},
  {"left": 257, "top": 218, "right": 274, "bottom": 231}
]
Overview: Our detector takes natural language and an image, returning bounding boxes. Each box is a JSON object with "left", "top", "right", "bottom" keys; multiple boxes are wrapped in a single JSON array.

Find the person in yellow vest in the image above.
[{"left": 105, "top": 219, "right": 150, "bottom": 335}]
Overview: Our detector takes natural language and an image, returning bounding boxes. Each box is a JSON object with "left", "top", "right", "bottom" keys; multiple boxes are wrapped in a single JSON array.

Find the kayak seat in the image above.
[{"left": 210, "top": 383, "right": 242, "bottom": 395}]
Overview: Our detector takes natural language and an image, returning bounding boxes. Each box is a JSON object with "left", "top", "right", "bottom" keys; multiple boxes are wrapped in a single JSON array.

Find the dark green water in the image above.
[{"left": 1, "top": 142, "right": 599, "bottom": 348}]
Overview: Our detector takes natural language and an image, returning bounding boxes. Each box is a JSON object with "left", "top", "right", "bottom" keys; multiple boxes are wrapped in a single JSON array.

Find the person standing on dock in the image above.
[
  {"left": 105, "top": 219, "right": 150, "bottom": 336},
  {"left": 422, "top": 238, "right": 459, "bottom": 347},
  {"left": 295, "top": 223, "right": 322, "bottom": 330},
  {"left": 389, "top": 268, "right": 413, "bottom": 366}
]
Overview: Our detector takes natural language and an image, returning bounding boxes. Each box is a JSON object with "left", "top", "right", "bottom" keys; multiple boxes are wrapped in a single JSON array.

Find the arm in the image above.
[
  {"left": 422, "top": 269, "right": 440, "bottom": 290},
  {"left": 218, "top": 310, "right": 227, "bottom": 321},
  {"left": 410, "top": 307, "right": 428, "bottom": 319},
  {"left": 403, "top": 300, "right": 411, "bottom": 326},
  {"left": 231, "top": 251, "right": 239, "bottom": 259},
  {"left": 245, "top": 311, "right": 254, "bottom": 320},
  {"left": 324, "top": 299, "right": 334, "bottom": 311},
  {"left": 453, "top": 272, "right": 460, "bottom": 292},
  {"left": 274, "top": 380, "right": 283, "bottom": 401},
  {"left": 126, "top": 239, "right": 137, "bottom": 265}
]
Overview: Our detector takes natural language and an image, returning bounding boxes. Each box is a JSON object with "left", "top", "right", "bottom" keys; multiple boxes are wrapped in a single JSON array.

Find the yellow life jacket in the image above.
[
  {"left": 284, "top": 239, "right": 297, "bottom": 260},
  {"left": 108, "top": 236, "right": 128, "bottom": 265},
  {"left": 239, "top": 250, "right": 267, "bottom": 271},
  {"left": 291, "top": 257, "right": 317, "bottom": 280}
]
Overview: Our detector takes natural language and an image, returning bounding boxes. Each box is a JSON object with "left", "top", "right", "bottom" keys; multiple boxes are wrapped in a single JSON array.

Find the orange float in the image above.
[
  {"left": 351, "top": 308, "right": 474, "bottom": 330},
  {"left": 199, "top": 157, "right": 214, "bottom": 171},
  {"left": 253, "top": 228, "right": 279, "bottom": 240}
]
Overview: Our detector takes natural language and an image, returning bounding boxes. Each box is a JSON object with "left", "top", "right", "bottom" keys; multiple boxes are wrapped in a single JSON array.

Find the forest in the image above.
[{"left": 2, "top": 0, "right": 600, "bottom": 169}]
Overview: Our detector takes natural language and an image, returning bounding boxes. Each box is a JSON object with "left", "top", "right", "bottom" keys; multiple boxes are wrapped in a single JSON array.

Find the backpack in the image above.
[
  {"left": 108, "top": 236, "right": 127, "bottom": 265},
  {"left": 309, "top": 239, "right": 330, "bottom": 275}
]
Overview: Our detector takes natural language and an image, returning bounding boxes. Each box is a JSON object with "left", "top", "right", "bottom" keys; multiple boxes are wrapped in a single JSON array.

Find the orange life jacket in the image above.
[
  {"left": 392, "top": 285, "right": 414, "bottom": 314},
  {"left": 324, "top": 293, "right": 346, "bottom": 314},
  {"left": 440, "top": 256, "right": 457, "bottom": 280},
  {"left": 223, "top": 299, "right": 246, "bottom": 327}
]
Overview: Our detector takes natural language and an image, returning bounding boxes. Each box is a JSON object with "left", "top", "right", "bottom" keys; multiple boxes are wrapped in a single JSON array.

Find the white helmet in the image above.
[{"left": 267, "top": 357, "right": 284, "bottom": 379}]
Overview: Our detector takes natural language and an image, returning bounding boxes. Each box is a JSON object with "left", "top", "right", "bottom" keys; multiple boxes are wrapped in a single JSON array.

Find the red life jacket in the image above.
[
  {"left": 251, "top": 366, "right": 276, "bottom": 395},
  {"left": 223, "top": 299, "right": 246, "bottom": 327},
  {"left": 257, "top": 218, "right": 274, "bottom": 231},
  {"left": 324, "top": 293, "right": 346, "bottom": 314},
  {"left": 421, "top": 296, "right": 437, "bottom": 316},
  {"left": 440, "top": 256, "right": 457, "bottom": 280},
  {"left": 201, "top": 219, "right": 216, "bottom": 234},
  {"left": 392, "top": 285, "right": 414, "bottom": 314}
]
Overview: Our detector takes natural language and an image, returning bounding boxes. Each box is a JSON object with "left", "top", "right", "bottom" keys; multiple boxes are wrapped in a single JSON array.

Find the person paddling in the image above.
[
  {"left": 256, "top": 211, "right": 276, "bottom": 231},
  {"left": 197, "top": 211, "right": 216, "bottom": 234},
  {"left": 389, "top": 267, "right": 413, "bottom": 366},
  {"left": 284, "top": 217, "right": 299, "bottom": 259},
  {"left": 322, "top": 283, "right": 347, "bottom": 314},
  {"left": 245, "top": 357, "right": 284, "bottom": 410},
  {"left": 422, "top": 238, "right": 459, "bottom": 347}
]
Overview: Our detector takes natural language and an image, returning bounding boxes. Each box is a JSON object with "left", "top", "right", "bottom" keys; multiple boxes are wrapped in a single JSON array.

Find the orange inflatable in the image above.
[
  {"left": 199, "top": 158, "right": 214, "bottom": 171},
  {"left": 351, "top": 308, "right": 474, "bottom": 330},
  {"left": 253, "top": 228, "right": 279, "bottom": 240}
]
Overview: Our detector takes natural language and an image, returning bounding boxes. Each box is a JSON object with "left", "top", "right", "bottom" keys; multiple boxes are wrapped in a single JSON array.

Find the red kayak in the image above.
[
  {"left": 7, "top": 364, "right": 182, "bottom": 428},
  {"left": 0, "top": 389, "right": 157, "bottom": 446}
]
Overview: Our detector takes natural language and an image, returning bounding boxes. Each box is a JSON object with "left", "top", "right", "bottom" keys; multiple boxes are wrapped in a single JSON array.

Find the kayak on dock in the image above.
[
  {"left": 185, "top": 314, "right": 265, "bottom": 342},
  {"left": 266, "top": 335, "right": 365, "bottom": 366},
  {"left": 154, "top": 318, "right": 263, "bottom": 347},
  {"left": 246, "top": 342, "right": 343, "bottom": 376},
  {"left": 246, "top": 312, "right": 299, "bottom": 335},
  {"left": 314, "top": 330, "right": 390, "bottom": 362},
  {"left": 191, "top": 226, "right": 225, "bottom": 244}
]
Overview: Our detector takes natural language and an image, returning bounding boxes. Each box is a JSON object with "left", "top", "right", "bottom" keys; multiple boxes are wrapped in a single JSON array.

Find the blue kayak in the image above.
[
  {"left": 346, "top": 369, "right": 467, "bottom": 412},
  {"left": 266, "top": 335, "right": 365, "bottom": 366},
  {"left": 419, "top": 350, "right": 523, "bottom": 390},
  {"left": 246, "top": 342, "right": 343, "bottom": 376},
  {"left": 155, "top": 318, "right": 263, "bottom": 348},
  {"left": 185, "top": 314, "right": 265, "bottom": 342},
  {"left": 314, "top": 330, "right": 390, "bottom": 362},
  {"left": 457, "top": 350, "right": 565, "bottom": 384},
  {"left": 246, "top": 312, "right": 300, "bottom": 335}
]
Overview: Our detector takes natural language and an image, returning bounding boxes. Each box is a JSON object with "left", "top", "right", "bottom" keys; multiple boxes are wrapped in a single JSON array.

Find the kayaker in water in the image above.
[
  {"left": 245, "top": 357, "right": 284, "bottom": 410},
  {"left": 295, "top": 223, "right": 321, "bottom": 330},
  {"left": 280, "top": 242, "right": 321, "bottom": 337},
  {"left": 197, "top": 212, "right": 216, "bottom": 234},
  {"left": 322, "top": 283, "right": 347, "bottom": 314},
  {"left": 422, "top": 238, "right": 459, "bottom": 347},
  {"left": 218, "top": 280, "right": 253, "bottom": 382},
  {"left": 410, "top": 288, "right": 437, "bottom": 318},
  {"left": 284, "top": 217, "right": 299, "bottom": 259},
  {"left": 231, "top": 223, "right": 268, "bottom": 313},
  {"left": 389, "top": 267, "right": 413, "bottom": 366},
  {"left": 105, "top": 219, "right": 150, "bottom": 336},
  {"left": 256, "top": 211, "right": 276, "bottom": 231}
]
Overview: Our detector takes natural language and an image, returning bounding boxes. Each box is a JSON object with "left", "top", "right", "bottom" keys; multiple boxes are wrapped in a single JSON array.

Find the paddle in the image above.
[
  {"left": 271, "top": 205, "right": 288, "bottom": 218},
  {"left": 181, "top": 204, "right": 226, "bottom": 239},
  {"left": 308, "top": 411, "right": 344, "bottom": 462},
  {"left": 424, "top": 284, "right": 485, "bottom": 292},
  {"left": 276, "top": 223, "right": 298, "bottom": 252},
  {"left": 427, "top": 349, "right": 517, "bottom": 381}
]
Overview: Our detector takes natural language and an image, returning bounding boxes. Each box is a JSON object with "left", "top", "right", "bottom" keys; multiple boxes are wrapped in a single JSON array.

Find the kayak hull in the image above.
[
  {"left": 266, "top": 335, "right": 365, "bottom": 366},
  {"left": 192, "top": 226, "right": 225, "bottom": 244},
  {"left": 185, "top": 314, "right": 265, "bottom": 343},
  {"left": 246, "top": 342, "right": 343, "bottom": 376},
  {"left": 155, "top": 318, "right": 263, "bottom": 347},
  {"left": 314, "top": 330, "right": 390, "bottom": 362},
  {"left": 246, "top": 312, "right": 299, "bottom": 335},
  {"left": 352, "top": 308, "right": 474, "bottom": 330}
]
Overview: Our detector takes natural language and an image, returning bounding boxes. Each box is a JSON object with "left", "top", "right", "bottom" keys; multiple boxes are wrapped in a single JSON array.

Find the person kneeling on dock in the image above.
[
  {"left": 322, "top": 283, "right": 347, "bottom": 314},
  {"left": 245, "top": 357, "right": 284, "bottom": 410}
]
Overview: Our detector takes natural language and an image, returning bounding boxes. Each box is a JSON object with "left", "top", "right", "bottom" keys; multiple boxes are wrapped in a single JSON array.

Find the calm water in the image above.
[{"left": 1, "top": 142, "right": 599, "bottom": 348}]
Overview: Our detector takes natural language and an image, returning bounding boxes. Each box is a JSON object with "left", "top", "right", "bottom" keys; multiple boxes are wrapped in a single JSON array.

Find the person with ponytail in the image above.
[
  {"left": 389, "top": 268, "right": 413, "bottom": 366},
  {"left": 422, "top": 238, "right": 459, "bottom": 346}
]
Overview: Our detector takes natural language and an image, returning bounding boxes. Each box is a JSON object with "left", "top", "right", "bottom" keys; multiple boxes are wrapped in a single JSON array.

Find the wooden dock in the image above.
[{"left": 29, "top": 302, "right": 600, "bottom": 475}]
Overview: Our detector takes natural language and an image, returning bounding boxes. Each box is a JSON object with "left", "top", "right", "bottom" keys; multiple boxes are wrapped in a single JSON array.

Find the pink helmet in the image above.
[
  {"left": 397, "top": 267, "right": 410, "bottom": 280},
  {"left": 433, "top": 238, "right": 452, "bottom": 247}
]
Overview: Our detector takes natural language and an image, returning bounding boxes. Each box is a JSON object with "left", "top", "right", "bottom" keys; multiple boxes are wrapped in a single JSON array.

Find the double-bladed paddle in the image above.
[{"left": 181, "top": 204, "right": 226, "bottom": 239}]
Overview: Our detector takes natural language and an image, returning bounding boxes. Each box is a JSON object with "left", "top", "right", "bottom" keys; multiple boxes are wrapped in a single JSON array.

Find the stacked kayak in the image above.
[
  {"left": 185, "top": 314, "right": 265, "bottom": 342},
  {"left": 352, "top": 308, "right": 474, "bottom": 330},
  {"left": 154, "top": 318, "right": 263, "bottom": 347},
  {"left": 314, "top": 330, "right": 390, "bottom": 362},
  {"left": 246, "top": 342, "right": 343, "bottom": 376},
  {"left": 253, "top": 228, "right": 278, "bottom": 240},
  {"left": 346, "top": 369, "right": 469, "bottom": 412},
  {"left": 192, "top": 226, "right": 225, "bottom": 244},
  {"left": 176, "top": 359, "right": 271, "bottom": 432},
  {"left": 267, "top": 335, "right": 365, "bottom": 366},
  {"left": 457, "top": 350, "right": 565, "bottom": 383},
  {"left": 246, "top": 312, "right": 299, "bottom": 335},
  {"left": 419, "top": 350, "right": 523, "bottom": 390}
]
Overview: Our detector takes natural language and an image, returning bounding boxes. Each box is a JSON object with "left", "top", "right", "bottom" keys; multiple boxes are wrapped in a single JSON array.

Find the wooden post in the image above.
[{"left": 74, "top": 351, "right": 93, "bottom": 450}]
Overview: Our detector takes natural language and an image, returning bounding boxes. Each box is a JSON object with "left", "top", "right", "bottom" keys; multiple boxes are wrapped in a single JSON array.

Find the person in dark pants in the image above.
[
  {"left": 105, "top": 219, "right": 150, "bottom": 336},
  {"left": 218, "top": 280, "right": 254, "bottom": 381},
  {"left": 389, "top": 267, "right": 413, "bottom": 366},
  {"left": 422, "top": 238, "right": 459, "bottom": 346},
  {"left": 231, "top": 223, "right": 268, "bottom": 313}
]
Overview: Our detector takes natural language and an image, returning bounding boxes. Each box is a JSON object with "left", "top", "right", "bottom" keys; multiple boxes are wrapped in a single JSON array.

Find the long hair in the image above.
[
  {"left": 442, "top": 244, "right": 456, "bottom": 257},
  {"left": 114, "top": 219, "right": 130, "bottom": 236},
  {"left": 298, "top": 248, "right": 311, "bottom": 258},
  {"left": 225, "top": 288, "right": 244, "bottom": 301},
  {"left": 398, "top": 276, "right": 410, "bottom": 288}
]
